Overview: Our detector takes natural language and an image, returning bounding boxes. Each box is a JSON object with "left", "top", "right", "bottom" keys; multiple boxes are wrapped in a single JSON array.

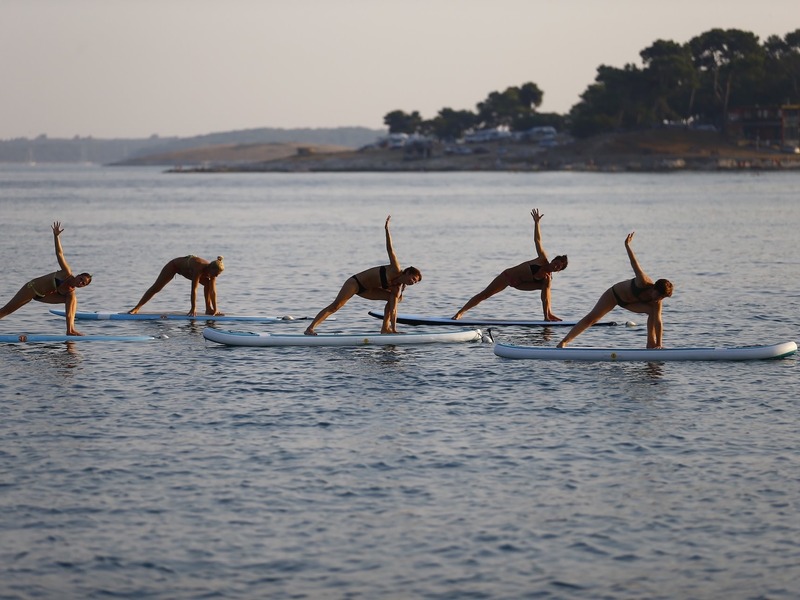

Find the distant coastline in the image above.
[
  {"left": 164, "top": 130, "right": 800, "bottom": 174},
  {"left": 5, "top": 128, "right": 799, "bottom": 173},
  {"left": 0, "top": 127, "right": 383, "bottom": 166}
]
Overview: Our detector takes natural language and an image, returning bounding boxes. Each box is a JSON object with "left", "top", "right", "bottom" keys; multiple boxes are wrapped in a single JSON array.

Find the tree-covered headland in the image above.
[{"left": 384, "top": 28, "right": 800, "bottom": 143}]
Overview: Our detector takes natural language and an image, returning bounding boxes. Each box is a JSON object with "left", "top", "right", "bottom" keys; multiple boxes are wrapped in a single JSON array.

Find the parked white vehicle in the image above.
[
  {"left": 516, "top": 126, "right": 558, "bottom": 141},
  {"left": 464, "top": 128, "right": 512, "bottom": 144}
]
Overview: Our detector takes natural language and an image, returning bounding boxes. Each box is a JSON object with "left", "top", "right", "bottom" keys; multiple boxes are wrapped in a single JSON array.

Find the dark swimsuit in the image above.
[
  {"left": 612, "top": 279, "right": 649, "bottom": 307},
  {"left": 379, "top": 266, "right": 389, "bottom": 290},
  {"left": 503, "top": 263, "right": 545, "bottom": 287},
  {"left": 351, "top": 274, "right": 367, "bottom": 294},
  {"left": 351, "top": 266, "right": 391, "bottom": 295},
  {"left": 51, "top": 277, "right": 66, "bottom": 298}
]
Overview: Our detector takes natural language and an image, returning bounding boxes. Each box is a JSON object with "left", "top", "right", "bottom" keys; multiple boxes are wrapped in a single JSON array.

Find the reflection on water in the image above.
[
  {"left": 6, "top": 342, "right": 83, "bottom": 382},
  {"left": 641, "top": 361, "right": 665, "bottom": 379}
]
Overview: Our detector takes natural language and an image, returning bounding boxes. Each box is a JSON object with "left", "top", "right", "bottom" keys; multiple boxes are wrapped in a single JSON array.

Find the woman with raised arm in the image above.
[
  {"left": 129, "top": 255, "right": 225, "bottom": 316},
  {"left": 452, "top": 208, "right": 568, "bottom": 321},
  {"left": 558, "top": 232, "right": 673, "bottom": 349},
  {"left": 304, "top": 215, "right": 422, "bottom": 335},
  {"left": 0, "top": 222, "right": 92, "bottom": 336}
]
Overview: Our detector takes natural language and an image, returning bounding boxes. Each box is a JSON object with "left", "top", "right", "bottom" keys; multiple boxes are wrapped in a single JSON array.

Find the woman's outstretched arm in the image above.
[
  {"left": 531, "top": 209, "right": 547, "bottom": 258},
  {"left": 52, "top": 221, "right": 72, "bottom": 274},
  {"left": 384, "top": 215, "right": 401, "bottom": 270},
  {"left": 624, "top": 232, "right": 653, "bottom": 286}
]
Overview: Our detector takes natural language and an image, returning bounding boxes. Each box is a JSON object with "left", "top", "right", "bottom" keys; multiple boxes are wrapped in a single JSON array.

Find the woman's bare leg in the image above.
[
  {"left": 557, "top": 289, "right": 617, "bottom": 347},
  {"left": 129, "top": 263, "right": 177, "bottom": 313},
  {"left": 0, "top": 285, "right": 35, "bottom": 319},
  {"left": 453, "top": 274, "right": 508, "bottom": 319},
  {"left": 304, "top": 280, "right": 358, "bottom": 335}
]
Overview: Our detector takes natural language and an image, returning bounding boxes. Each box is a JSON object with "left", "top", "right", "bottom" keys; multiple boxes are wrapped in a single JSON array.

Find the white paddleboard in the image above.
[
  {"left": 203, "top": 327, "right": 484, "bottom": 347},
  {"left": 1, "top": 333, "right": 156, "bottom": 343},
  {"left": 493, "top": 341, "right": 797, "bottom": 361},
  {"left": 51, "top": 309, "right": 312, "bottom": 322},
  {"left": 368, "top": 310, "right": 620, "bottom": 327}
]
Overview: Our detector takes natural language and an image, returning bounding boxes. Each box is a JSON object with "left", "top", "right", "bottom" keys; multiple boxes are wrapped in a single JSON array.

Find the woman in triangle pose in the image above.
[
  {"left": 0, "top": 222, "right": 92, "bottom": 335},
  {"left": 305, "top": 215, "right": 422, "bottom": 335},
  {"left": 558, "top": 232, "right": 673, "bottom": 349},
  {"left": 452, "top": 208, "right": 568, "bottom": 321}
]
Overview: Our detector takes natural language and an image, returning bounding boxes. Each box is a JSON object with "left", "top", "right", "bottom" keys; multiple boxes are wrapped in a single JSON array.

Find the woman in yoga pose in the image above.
[
  {"left": 452, "top": 208, "right": 567, "bottom": 321},
  {"left": 0, "top": 222, "right": 92, "bottom": 336},
  {"left": 305, "top": 215, "right": 421, "bottom": 335},
  {"left": 129, "top": 255, "right": 225, "bottom": 316},
  {"left": 558, "top": 232, "right": 673, "bottom": 349}
]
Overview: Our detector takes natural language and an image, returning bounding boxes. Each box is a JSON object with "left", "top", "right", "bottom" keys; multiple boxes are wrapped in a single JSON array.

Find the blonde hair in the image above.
[{"left": 209, "top": 256, "right": 225, "bottom": 275}]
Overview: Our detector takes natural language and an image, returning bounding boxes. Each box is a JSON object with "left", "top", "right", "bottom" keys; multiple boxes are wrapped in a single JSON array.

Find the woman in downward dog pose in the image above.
[
  {"left": 129, "top": 255, "right": 225, "bottom": 316},
  {"left": 452, "top": 208, "right": 568, "bottom": 321},
  {"left": 558, "top": 232, "right": 673, "bottom": 349},
  {"left": 304, "top": 215, "right": 422, "bottom": 335},
  {"left": 0, "top": 222, "right": 92, "bottom": 336}
]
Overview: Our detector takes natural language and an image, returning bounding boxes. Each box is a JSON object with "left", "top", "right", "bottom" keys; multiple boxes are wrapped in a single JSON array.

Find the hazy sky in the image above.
[{"left": 1, "top": 0, "right": 796, "bottom": 139}]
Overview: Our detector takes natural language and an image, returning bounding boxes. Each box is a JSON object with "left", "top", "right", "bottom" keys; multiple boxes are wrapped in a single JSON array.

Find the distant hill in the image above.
[
  {"left": 114, "top": 142, "right": 353, "bottom": 167},
  {"left": 0, "top": 127, "right": 385, "bottom": 165}
]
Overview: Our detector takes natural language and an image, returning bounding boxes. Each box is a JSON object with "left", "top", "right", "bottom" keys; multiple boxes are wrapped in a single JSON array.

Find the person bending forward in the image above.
[{"left": 129, "top": 255, "right": 225, "bottom": 316}]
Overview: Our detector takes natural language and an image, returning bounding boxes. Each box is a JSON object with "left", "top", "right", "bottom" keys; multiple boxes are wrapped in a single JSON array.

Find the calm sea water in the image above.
[{"left": 0, "top": 165, "right": 798, "bottom": 599}]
